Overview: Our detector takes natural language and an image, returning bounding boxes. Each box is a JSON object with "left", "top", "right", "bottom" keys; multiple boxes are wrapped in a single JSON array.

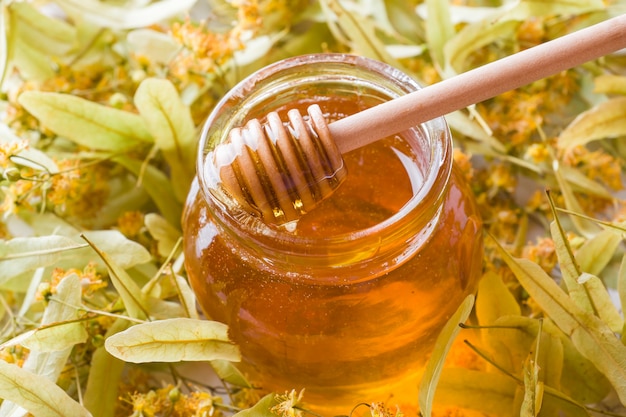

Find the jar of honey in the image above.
[{"left": 183, "top": 54, "right": 483, "bottom": 414}]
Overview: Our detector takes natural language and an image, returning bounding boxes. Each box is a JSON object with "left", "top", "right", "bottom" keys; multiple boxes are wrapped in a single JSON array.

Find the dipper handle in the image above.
[{"left": 210, "top": 14, "right": 626, "bottom": 225}]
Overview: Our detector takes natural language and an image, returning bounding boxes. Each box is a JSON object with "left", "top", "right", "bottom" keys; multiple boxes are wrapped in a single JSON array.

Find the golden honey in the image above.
[{"left": 183, "top": 54, "right": 483, "bottom": 414}]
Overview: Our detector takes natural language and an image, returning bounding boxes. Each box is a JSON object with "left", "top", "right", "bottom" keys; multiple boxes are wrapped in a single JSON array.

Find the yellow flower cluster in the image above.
[{"left": 118, "top": 384, "right": 224, "bottom": 417}]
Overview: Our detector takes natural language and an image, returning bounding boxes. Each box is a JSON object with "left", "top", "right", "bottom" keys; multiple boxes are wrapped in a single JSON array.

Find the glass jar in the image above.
[{"left": 183, "top": 54, "right": 483, "bottom": 414}]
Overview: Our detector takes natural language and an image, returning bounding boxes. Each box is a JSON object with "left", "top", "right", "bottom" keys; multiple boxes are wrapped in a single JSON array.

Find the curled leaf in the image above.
[{"left": 104, "top": 318, "right": 240, "bottom": 363}]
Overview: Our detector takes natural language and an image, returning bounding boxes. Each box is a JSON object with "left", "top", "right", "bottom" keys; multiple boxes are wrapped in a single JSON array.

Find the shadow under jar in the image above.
[{"left": 182, "top": 54, "right": 483, "bottom": 415}]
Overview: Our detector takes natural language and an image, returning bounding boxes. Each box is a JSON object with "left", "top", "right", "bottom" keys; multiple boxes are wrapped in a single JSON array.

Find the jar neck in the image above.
[{"left": 197, "top": 54, "right": 453, "bottom": 281}]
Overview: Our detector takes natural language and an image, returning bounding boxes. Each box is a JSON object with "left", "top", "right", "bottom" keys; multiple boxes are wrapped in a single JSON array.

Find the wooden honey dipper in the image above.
[{"left": 210, "top": 14, "right": 626, "bottom": 225}]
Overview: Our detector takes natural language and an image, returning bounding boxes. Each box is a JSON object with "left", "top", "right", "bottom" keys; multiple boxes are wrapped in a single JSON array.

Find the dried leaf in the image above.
[
  {"left": 55, "top": 0, "right": 197, "bottom": 30},
  {"left": 435, "top": 368, "right": 517, "bottom": 417},
  {"left": 18, "top": 91, "right": 153, "bottom": 151},
  {"left": 520, "top": 323, "right": 545, "bottom": 417},
  {"left": 419, "top": 294, "right": 475, "bottom": 417},
  {"left": 494, "top": 238, "right": 626, "bottom": 403},
  {"left": 104, "top": 318, "right": 240, "bottom": 363},
  {"left": 0, "top": 360, "right": 92, "bottom": 417},
  {"left": 134, "top": 78, "right": 197, "bottom": 202},
  {"left": 557, "top": 97, "right": 626, "bottom": 150},
  {"left": 232, "top": 393, "right": 279, "bottom": 417}
]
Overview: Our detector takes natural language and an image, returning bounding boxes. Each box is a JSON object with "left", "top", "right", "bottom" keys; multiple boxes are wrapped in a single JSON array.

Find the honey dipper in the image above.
[{"left": 211, "top": 14, "right": 626, "bottom": 225}]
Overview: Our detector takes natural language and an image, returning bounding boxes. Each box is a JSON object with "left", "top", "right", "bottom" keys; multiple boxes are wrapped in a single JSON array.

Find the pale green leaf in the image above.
[
  {"left": 552, "top": 159, "right": 600, "bottom": 238},
  {"left": 575, "top": 228, "right": 622, "bottom": 276},
  {"left": 55, "top": 0, "right": 197, "bottom": 30},
  {"left": 145, "top": 213, "right": 181, "bottom": 258},
  {"left": 594, "top": 74, "right": 626, "bottom": 95},
  {"left": 0, "top": 360, "right": 92, "bottom": 417},
  {"left": 114, "top": 155, "right": 182, "bottom": 227},
  {"left": 445, "top": 0, "right": 604, "bottom": 72},
  {"left": 126, "top": 29, "right": 179, "bottom": 65},
  {"left": 0, "top": 274, "right": 89, "bottom": 416},
  {"left": 12, "top": 37, "right": 55, "bottom": 81},
  {"left": 559, "top": 165, "right": 613, "bottom": 200},
  {"left": 173, "top": 274, "right": 198, "bottom": 320},
  {"left": 20, "top": 319, "right": 88, "bottom": 352},
  {"left": 445, "top": 19, "right": 519, "bottom": 72},
  {"left": 210, "top": 359, "right": 253, "bottom": 388},
  {"left": 9, "top": 2, "right": 77, "bottom": 56},
  {"left": 549, "top": 220, "right": 593, "bottom": 314},
  {"left": 134, "top": 78, "right": 197, "bottom": 202},
  {"left": 446, "top": 111, "right": 506, "bottom": 154},
  {"left": 435, "top": 368, "right": 517, "bottom": 417},
  {"left": 577, "top": 273, "right": 624, "bottom": 333},
  {"left": 0, "top": 231, "right": 151, "bottom": 284},
  {"left": 82, "top": 234, "right": 150, "bottom": 320},
  {"left": 104, "top": 318, "right": 240, "bottom": 363},
  {"left": 383, "top": 0, "right": 425, "bottom": 44},
  {"left": 419, "top": 294, "right": 475, "bottom": 417},
  {"left": 11, "top": 147, "right": 59, "bottom": 174},
  {"left": 319, "top": 0, "right": 401, "bottom": 65},
  {"left": 558, "top": 96, "right": 626, "bottom": 150},
  {"left": 83, "top": 319, "right": 130, "bottom": 417},
  {"left": 495, "top": 240, "right": 626, "bottom": 403},
  {"left": 425, "top": 0, "right": 454, "bottom": 69},
  {"left": 232, "top": 393, "right": 279, "bottom": 417},
  {"left": 18, "top": 91, "right": 153, "bottom": 151}
]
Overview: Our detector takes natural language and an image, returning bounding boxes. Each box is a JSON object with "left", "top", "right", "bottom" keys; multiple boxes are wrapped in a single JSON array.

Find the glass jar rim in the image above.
[{"left": 196, "top": 53, "right": 453, "bottom": 248}]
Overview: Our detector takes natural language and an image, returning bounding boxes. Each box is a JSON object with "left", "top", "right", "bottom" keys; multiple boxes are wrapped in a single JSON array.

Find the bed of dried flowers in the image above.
[{"left": 0, "top": 0, "right": 625, "bottom": 416}]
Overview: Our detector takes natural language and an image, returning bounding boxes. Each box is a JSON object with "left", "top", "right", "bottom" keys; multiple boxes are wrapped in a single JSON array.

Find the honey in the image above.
[{"left": 183, "top": 54, "right": 483, "bottom": 414}]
